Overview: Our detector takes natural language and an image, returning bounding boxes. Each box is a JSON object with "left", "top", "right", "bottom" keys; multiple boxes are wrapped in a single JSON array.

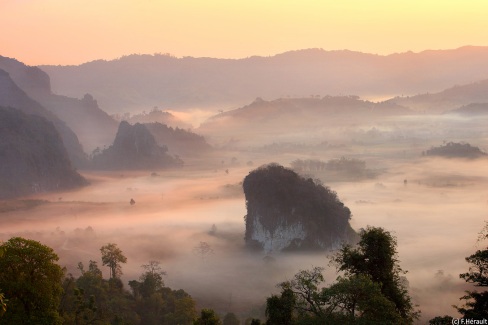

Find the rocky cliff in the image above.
[
  {"left": 92, "top": 121, "right": 183, "bottom": 170},
  {"left": 243, "top": 164, "right": 357, "bottom": 253},
  {"left": 0, "top": 106, "right": 87, "bottom": 199}
]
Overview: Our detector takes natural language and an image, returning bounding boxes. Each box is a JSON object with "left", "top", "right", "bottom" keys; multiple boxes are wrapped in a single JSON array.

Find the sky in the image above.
[{"left": 1, "top": 0, "right": 488, "bottom": 66}]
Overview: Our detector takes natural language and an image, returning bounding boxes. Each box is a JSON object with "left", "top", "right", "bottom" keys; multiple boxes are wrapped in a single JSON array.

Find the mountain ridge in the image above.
[{"left": 39, "top": 46, "right": 488, "bottom": 114}]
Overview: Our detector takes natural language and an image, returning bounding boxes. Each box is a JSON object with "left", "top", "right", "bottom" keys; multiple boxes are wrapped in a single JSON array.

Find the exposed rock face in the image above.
[
  {"left": 92, "top": 121, "right": 183, "bottom": 170},
  {"left": 0, "top": 106, "right": 87, "bottom": 199},
  {"left": 243, "top": 164, "right": 357, "bottom": 253},
  {"left": 0, "top": 68, "right": 88, "bottom": 167}
]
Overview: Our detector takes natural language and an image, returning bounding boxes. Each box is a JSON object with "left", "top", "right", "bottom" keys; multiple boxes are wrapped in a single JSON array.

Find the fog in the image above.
[{"left": 2, "top": 108, "right": 488, "bottom": 322}]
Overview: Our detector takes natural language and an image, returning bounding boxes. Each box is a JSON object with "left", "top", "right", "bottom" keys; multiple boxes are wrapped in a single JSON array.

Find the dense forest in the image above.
[{"left": 1, "top": 223, "right": 487, "bottom": 324}]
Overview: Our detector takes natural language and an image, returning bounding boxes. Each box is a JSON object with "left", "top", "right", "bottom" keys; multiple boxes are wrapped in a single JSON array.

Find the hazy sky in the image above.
[{"left": 1, "top": 0, "right": 488, "bottom": 65}]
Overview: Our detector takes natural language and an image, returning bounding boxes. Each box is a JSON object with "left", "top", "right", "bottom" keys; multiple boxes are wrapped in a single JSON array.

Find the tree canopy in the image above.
[
  {"left": 100, "top": 243, "right": 127, "bottom": 279},
  {"left": 0, "top": 237, "right": 64, "bottom": 324}
]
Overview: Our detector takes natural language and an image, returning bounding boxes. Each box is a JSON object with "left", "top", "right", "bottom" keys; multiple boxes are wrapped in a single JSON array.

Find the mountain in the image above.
[
  {"left": 92, "top": 121, "right": 183, "bottom": 170},
  {"left": 197, "top": 96, "right": 410, "bottom": 136},
  {"left": 117, "top": 109, "right": 192, "bottom": 129},
  {"left": 0, "top": 106, "right": 87, "bottom": 199},
  {"left": 446, "top": 103, "right": 488, "bottom": 116},
  {"left": 243, "top": 164, "right": 357, "bottom": 253},
  {"left": 144, "top": 122, "right": 212, "bottom": 158},
  {"left": 387, "top": 79, "right": 488, "bottom": 113},
  {"left": 40, "top": 46, "right": 488, "bottom": 113},
  {"left": 0, "top": 55, "right": 118, "bottom": 152},
  {"left": 0, "top": 68, "right": 88, "bottom": 167}
]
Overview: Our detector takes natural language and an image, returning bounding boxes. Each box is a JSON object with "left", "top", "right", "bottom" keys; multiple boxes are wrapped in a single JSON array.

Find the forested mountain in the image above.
[
  {"left": 0, "top": 68, "right": 88, "bottom": 167},
  {"left": 0, "top": 55, "right": 118, "bottom": 151},
  {"left": 92, "top": 121, "right": 183, "bottom": 170},
  {"left": 40, "top": 46, "right": 488, "bottom": 113},
  {"left": 0, "top": 107, "right": 86, "bottom": 199},
  {"left": 243, "top": 164, "right": 357, "bottom": 252}
]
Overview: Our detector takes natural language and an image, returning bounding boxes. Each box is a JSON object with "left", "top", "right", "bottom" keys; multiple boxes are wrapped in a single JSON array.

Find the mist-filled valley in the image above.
[{"left": 2, "top": 48, "right": 488, "bottom": 324}]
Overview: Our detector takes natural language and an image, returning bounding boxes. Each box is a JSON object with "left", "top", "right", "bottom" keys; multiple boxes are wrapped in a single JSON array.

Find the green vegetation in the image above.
[
  {"left": 0, "top": 237, "right": 64, "bottom": 324},
  {"left": 265, "top": 227, "right": 419, "bottom": 324},
  {"left": 454, "top": 223, "right": 488, "bottom": 320}
]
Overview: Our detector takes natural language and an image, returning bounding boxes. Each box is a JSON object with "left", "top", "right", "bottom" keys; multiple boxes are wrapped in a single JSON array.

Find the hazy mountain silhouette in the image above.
[
  {"left": 198, "top": 96, "right": 411, "bottom": 135},
  {"left": 40, "top": 46, "right": 488, "bottom": 113},
  {"left": 144, "top": 122, "right": 212, "bottom": 158},
  {"left": 446, "top": 103, "right": 488, "bottom": 116},
  {"left": 0, "top": 55, "right": 118, "bottom": 151},
  {"left": 92, "top": 121, "right": 183, "bottom": 170},
  {"left": 0, "top": 68, "right": 88, "bottom": 167},
  {"left": 118, "top": 108, "right": 192, "bottom": 129},
  {"left": 387, "top": 79, "right": 488, "bottom": 113},
  {"left": 0, "top": 106, "right": 87, "bottom": 199}
]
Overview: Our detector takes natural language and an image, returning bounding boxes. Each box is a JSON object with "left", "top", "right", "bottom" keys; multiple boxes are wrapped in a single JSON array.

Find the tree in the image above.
[
  {"left": 331, "top": 226, "right": 419, "bottom": 323},
  {"left": 100, "top": 243, "right": 127, "bottom": 279},
  {"left": 455, "top": 223, "right": 488, "bottom": 319},
  {"left": 223, "top": 312, "right": 240, "bottom": 325},
  {"left": 194, "top": 308, "right": 222, "bottom": 325},
  {"left": 269, "top": 267, "right": 401, "bottom": 324},
  {"left": 0, "top": 237, "right": 64, "bottom": 324},
  {"left": 193, "top": 242, "right": 214, "bottom": 262},
  {"left": 265, "top": 288, "right": 295, "bottom": 325}
]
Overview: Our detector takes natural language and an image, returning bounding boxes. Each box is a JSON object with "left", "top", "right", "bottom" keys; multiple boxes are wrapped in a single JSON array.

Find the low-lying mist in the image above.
[
  {"left": 1, "top": 100, "right": 488, "bottom": 322},
  {"left": 1, "top": 151, "right": 487, "bottom": 321}
]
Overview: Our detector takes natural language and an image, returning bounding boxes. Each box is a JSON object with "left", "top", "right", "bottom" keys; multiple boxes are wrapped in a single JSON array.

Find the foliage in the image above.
[
  {"left": 194, "top": 308, "right": 222, "bottom": 325},
  {"left": 100, "top": 243, "right": 127, "bottom": 279},
  {"left": 265, "top": 288, "right": 295, "bottom": 325},
  {"left": 455, "top": 222, "right": 488, "bottom": 320},
  {"left": 331, "top": 226, "right": 419, "bottom": 323},
  {"left": 264, "top": 227, "right": 418, "bottom": 324},
  {"left": 243, "top": 163, "right": 356, "bottom": 251},
  {"left": 0, "top": 237, "right": 64, "bottom": 324},
  {"left": 223, "top": 312, "right": 240, "bottom": 325},
  {"left": 428, "top": 315, "right": 454, "bottom": 325}
]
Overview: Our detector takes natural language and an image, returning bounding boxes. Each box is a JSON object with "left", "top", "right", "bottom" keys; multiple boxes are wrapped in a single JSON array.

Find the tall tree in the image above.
[
  {"left": 0, "top": 237, "right": 64, "bottom": 324},
  {"left": 332, "top": 226, "right": 419, "bottom": 323},
  {"left": 100, "top": 243, "right": 127, "bottom": 279},
  {"left": 455, "top": 222, "right": 488, "bottom": 319},
  {"left": 194, "top": 308, "right": 222, "bottom": 325}
]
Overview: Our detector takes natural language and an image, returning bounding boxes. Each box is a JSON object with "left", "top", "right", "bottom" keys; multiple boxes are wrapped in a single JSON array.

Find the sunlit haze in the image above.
[{"left": 2, "top": 0, "right": 488, "bottom": 65}]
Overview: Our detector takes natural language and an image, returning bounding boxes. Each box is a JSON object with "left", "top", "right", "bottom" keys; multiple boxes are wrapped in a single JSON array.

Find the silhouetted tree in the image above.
[
  {"left": 455, "top": 222, "right": 488, "bottom": 319},
  {"left": 100, "top": 243, "right": 127, "bottom": 279},
  {"left": 194, "top": 308, "right": 222, "bottom": 325},
  {"left": 331, "top": 226, "right": 419, "bottom": 323},
  {"left": 223, "top": 312, "right": 240, "bottom": 325}
]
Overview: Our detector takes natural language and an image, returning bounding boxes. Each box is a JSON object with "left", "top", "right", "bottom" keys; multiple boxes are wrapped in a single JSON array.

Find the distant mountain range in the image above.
[
  {"left": 40, "top": 46, "right": 488, "bottom": 113},
  {"left": 387, "top": 79, "right": 488, "bottom": 113}
]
